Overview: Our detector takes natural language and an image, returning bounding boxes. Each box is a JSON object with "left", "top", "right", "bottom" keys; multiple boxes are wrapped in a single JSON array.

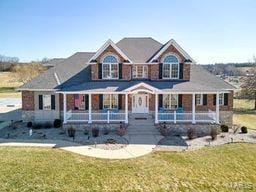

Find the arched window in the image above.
[
  {"left": 102, "top": 55, "right": 119, "bottom": 79},
  {"left": 162, "top": 54, "right": 179, "bottom": 79}
]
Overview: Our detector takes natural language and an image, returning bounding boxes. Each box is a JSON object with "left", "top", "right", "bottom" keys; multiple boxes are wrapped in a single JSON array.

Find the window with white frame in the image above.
[
  {"left": 103, "top": 94, "right": 118, "bottom": 109},
  {"left": 195, "top": 94, "right": 203, "bottom": 105},
  {"left": 163, "top": 94, "right": 178, "bottom": 109},
  {"left": 102, "top": 55, "right": 119, "bottom": 79},
  {"left": 43, "top": 95, "right": 51, "bottom": 110},
  {"left": 162, "top": 54, "right": 179, "bottom": 79},
  {"left": 219, "top": 93, "right": 224, "bottom": 105},
  {"left": 132, "top": 65, "right": 148, "bottom": 78}
]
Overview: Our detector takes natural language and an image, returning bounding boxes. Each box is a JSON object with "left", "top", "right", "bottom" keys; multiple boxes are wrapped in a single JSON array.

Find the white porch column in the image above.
[
  {"left": 125, "top": 93, "right": 128, "bottom": 123},
  {"left": 192, "top": 93, "right": 196, "bottom": 124},
  {"left": 216, "top": 93, "right": 220, "bottom": 124},
  {"left": 88, "top": 93, "right": 92, "bottom": 123},
  {"left": 155, "top": 94, "right": 158, "bottom": 124},
  {"left": 63, "top": 93, "right": 67, "bottom": 124}
]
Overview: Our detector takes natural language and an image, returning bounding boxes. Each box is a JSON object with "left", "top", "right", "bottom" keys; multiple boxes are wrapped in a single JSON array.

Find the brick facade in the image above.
[{"left": 22, "top": 91, "right": 34, "bottom": 110}]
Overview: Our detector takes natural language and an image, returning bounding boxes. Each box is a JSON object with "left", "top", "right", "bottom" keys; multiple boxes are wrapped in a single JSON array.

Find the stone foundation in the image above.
[
  {"left": 157, "top": 123, "right": 220, "bottom": 137},
  {"left": 22, "top": 110, "right": 35, "bottom": 122},
  {"left": 219, "top": 111, "right": 233, "bottom": 127},
  {"left": 63, "top": 123, "right": 121, "bottom": 131}
]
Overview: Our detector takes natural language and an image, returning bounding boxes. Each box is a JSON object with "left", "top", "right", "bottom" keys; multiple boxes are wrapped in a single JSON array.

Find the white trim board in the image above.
[
  {"left": 149, "top": 39, "right": 196, "bottom": 63},
  {"left": 88, "top": 39, "right": 133, "bottom": 64}
]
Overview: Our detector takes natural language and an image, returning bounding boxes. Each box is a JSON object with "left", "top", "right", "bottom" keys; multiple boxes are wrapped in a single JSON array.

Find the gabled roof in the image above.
[
  {"left": 116, "top": 37, "right": 163, "bottom": 63},
  {"left": 88, "top": 39, "right": 132, "bottom": 63},
  {"left": 149, "top": 39, "right": 196, "bottom": 63}
]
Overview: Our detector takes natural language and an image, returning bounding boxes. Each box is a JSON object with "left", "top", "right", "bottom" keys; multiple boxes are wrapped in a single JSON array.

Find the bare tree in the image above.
[
  {"left": 241, "top": 56, "right": 256, "bottom": 109},
  {"left": 10, "top": 62, "right": 46, "bottom": 84},
  {"left": 0, "top": 55, "right": 19, "bottom": 71}
]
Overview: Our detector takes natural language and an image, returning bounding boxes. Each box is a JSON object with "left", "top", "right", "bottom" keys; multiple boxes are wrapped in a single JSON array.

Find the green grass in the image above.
[
  {"left": 0, "top": 87, "right": 16, "bottom": 93},
  {"left": 233, "top": 99, "right": 256, "bottom": 129},
  {"left": 0, "top": 144, "right": 255, "bottom": 191}
]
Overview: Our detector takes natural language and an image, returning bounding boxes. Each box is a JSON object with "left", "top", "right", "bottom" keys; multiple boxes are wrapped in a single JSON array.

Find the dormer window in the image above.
[
  {"left": 102, "top": 55, "right": 119, "bottom": 79},
  {"left": 162, "top": 54, "right": 179, "bottom": 79}
]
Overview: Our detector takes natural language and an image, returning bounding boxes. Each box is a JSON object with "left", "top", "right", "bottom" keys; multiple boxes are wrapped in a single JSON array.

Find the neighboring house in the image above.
[
  {"left": 19, "top": 37, "right": 234, "bottom": 126},
  {"left": 42, "top": 58, "right": 65, "bottom": 68}
]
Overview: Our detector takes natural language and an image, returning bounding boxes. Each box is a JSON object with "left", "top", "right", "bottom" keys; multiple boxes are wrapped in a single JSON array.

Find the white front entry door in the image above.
[{"left": 132, "top": 94, "right": 149, "bottom": 113}]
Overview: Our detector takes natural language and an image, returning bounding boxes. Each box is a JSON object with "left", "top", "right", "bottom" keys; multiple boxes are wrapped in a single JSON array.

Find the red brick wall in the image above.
[
  {"left": 182, "top": 93, "right": 233, "bottom": 111},
  {"left": 67, "top": 94, "right": 74, "bottom": 110},
  {"left": 91, "top": 64, "right": 98, "bottom": 80},
  {"left": 149, "top": 64, "right": 159, "bottom": 80},
  {"left": 183, "top": 64, "right": 190, "bottom": 80},
  {"left": 92, "top": 94, "right": 99, "bottom": 110},
  {"left": 149, "top": 94, "right": 155, "bottom": 111},
  {"left": 159, "top": 44, "right": 186, "bottom": 63},
  {"left": 22, "top": 91, "right": 34, "bottom": 110},
  {"left": 122, "top": 65, "right": 131, "bottom": 80}
]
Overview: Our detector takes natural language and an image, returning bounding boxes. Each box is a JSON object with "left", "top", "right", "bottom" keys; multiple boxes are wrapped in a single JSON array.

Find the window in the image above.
[
  {"left": 219, "top": 93, "right": 224, "bottom": 105},
  {"left": 103, "top": 94, "right": 118, "bottom": 109},
  {"left": 132, "top": 65, "right": 148, "bottom": 78},
  {"left": 43, "top": 95, "right": 51, "bottom": 110},
  {"left": 102, "top": 55, "right": 118, "bottom": 79},
  {"left": 162, "top": 54, "right": 179, "bottom": 79},
  {"left": 163, "top": 94, "right": 178, "bottom": 109},
  {"left": 195, "top": 94, "right": 203, "bottom": 105}
]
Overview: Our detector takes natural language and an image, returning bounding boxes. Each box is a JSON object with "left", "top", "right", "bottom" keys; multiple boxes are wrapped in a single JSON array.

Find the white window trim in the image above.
[
  {"left": 195, "top": 94, "right": 203, "bottom": 105},
  {"left": 132, "top": 65, "right": 148, "bottom": 79},
  {"left": 163, "top": 94, "right": 178, "bottom": 109},
  {"left": 103, "top": 94, "right": 118, "bottom": 109},
  {"left": 162, "top": 53, "right": 180, "bottom": 79},
  {"left": 43, "top": 95, "right": 51, "bottom": 110},
  {"left": 219, "top": 93, "right": 224, "bottom": 105},
  {"left": 102, "top": 54, "right": 119, "bottom": 80}
]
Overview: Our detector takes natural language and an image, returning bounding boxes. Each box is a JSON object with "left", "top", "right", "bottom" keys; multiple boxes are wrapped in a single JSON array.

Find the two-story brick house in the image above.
[{"left": 19, "top": 37, "right": 234, "bottom": 126}]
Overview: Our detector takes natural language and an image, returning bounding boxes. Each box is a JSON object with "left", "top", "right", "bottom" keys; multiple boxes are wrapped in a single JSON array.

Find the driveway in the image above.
[{"left": 0, "top": 98, "right": 22, "bottom": 121}]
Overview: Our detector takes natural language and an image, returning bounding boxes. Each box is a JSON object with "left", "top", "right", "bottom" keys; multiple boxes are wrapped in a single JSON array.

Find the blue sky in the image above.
[{"left": 0, "top": 0, "right": 255, "bottom": 63}]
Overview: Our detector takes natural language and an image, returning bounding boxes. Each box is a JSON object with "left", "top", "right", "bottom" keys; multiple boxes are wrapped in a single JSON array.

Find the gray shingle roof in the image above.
[
  {"left": 19, "top": 52, "right": 95, "bottom": 90},
  {"left": 116, "top": 37, "right": 163, "bottom": 63},
  {"left": 42, "top": 58, "right": 65, "bottom": 67},
  {"left": 59, "top": 65, "right": 234, "bottom": 92},
  {"left": 19, "top": 37, "right": 234, "bottom": 92}
]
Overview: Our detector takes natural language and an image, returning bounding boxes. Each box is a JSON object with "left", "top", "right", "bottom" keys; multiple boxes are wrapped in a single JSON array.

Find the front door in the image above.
[{"left": 132, "top": 94, "right": 149, "bottom": 113}]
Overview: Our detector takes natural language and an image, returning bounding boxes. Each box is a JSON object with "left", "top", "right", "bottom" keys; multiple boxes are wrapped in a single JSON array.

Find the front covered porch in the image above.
[{"left": 59, "top": 83, "right": 226, "bottom": 125}]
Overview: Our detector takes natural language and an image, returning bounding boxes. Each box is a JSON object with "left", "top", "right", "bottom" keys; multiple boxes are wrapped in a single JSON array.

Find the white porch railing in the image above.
[
  {"left": 66, "top": 110, "right": 126, "bottom": 123},
  {"left": 158, "top": 111, "right": 216, "bottom": 123}
]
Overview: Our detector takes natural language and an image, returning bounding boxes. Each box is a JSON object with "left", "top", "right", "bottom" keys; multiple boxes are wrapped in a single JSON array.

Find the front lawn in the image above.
[
  {"left": 0, "top": 143, "right": 255, "bottom": 191},
  {"left": 233, "top": 99, "right": 256, "bottom": 129}
]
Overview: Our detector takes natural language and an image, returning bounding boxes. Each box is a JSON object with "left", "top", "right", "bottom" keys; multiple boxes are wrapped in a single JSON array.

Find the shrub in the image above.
[
  {"left": 210, "top": 128, "right": 217, "bottom": 140},
  {"left": 32, "top": 123, "right": 43, "bottom": 129},
  {"left": 220, "top": 124, "right": 229, "bottom": 132},
  {"left": 27, "top": 122, "right": 33, "bottom": 128},
  {"left": 103, "top": 127, "right": 109, "bottom": 135},
  {"left": 187, "top": 128, "right": 195, "bottom": 140},
  {"left": 160, "top": 126, "right": 169, "bottom": 136},
  {"left": 53, "top": 119, "right": 62, "bottom": 128},
  {"left": 241, "top": 126, "right": 248, "bottom": 134},
  {"left": 67, "top": 127, "right": 76, "bottom": 138},
  {"left": 117, "top": 127, "right": 126, "bottom": 136},
  {"left": 92, "top": 127, "right": 99, "bottom": 137},
  {"left": 84, "top": 128, "right": 89, "bottom": 135},
  {"left": 43, "top": 122, "right": 52, "bottom": 129}
]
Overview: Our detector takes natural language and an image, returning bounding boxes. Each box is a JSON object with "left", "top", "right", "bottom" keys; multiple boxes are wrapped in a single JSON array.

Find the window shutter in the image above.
[
  {"left": 119, "top": 63, "right": 122, "bottom": 79},
  {"left": 51, "top": 95, "right": 55, "bottom": 110},
  {"left": 224, "top": 93, "right": 228, "bottom": 106},
  {"left": 203, "top": 94, "right": 207, "bottom": 105},
  {"left": 99, "top": 94, "right": 103, "bottom": 109},
  {"left": 159, "top": 63, "right": 163, "bottom": 79},
  {"left": 98, "top": 63, "right": 102, "bottom": 79},
  {"left": 158, "top": 94, "right": 163, "bottom": 108},
  {"left": 39, "top": 95, "right": 43, "bottom": 110},
  {"left": 179, "top": 63, "right": 183, "bottom": 79},
  {"left": 178, "top": 94, "right": 183, "bottom": 108},
  {"left": 118, "top": 94, "right": 122, "bottom": 109},
  {"left": 213, "top": 94, "right": 216, "bottom": 105},
  {"left": 85, "top": 94, "right": 89, "bottom": 110}
]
